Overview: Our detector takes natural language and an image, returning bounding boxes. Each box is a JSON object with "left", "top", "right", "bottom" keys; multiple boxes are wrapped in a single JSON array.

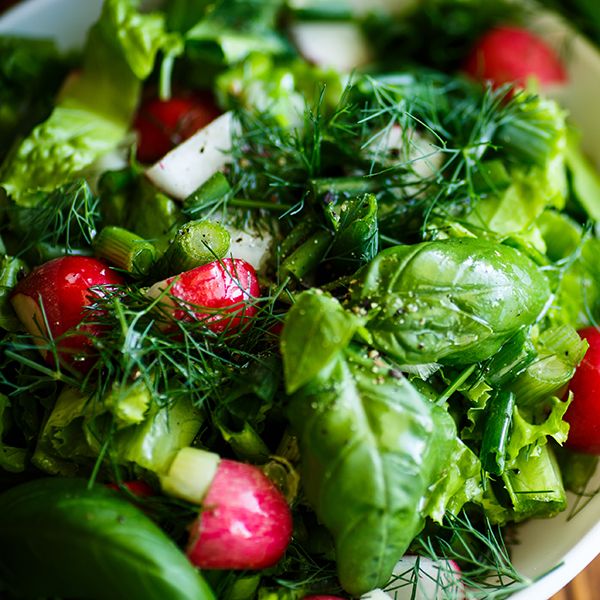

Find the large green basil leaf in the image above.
[
  {"left": 287, "top": 348, "right": 456, "bottom": 595},
  {"left": 281, "top": 290, "right": 362, "bottom": 394},
  {"left": 0, "top": 478, "right": 214, "bottom": 600},
  {"left": 352, "top": 238, "right": 551, "bottom": 365}
]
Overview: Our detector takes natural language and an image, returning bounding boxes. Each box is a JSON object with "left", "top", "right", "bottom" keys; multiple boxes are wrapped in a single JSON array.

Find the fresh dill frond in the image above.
[
  {"left": 415, "top": 511, "right": 533, "bottom": 599},
  {"left": 2, "top": 179, "right": 99, "bottom": 260}
]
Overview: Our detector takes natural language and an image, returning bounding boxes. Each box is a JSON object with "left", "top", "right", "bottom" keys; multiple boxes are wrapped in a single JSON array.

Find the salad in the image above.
[{"left": 1, "top": 0, "right": 600, "bottom": 598}]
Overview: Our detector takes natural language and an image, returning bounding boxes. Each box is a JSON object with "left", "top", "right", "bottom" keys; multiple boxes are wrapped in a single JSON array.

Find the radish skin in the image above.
[
  {"left": 463, "top": 26, "right": 567, "bottom": 90},
  {"left": 146, "top": 258, "right": 260, "bottom": 334},
  {"left": 10, "top": 256, "right": 124, "bottom": 369},
  {"left": 186, "top": 458, "right": 293, "bottom": 570}
]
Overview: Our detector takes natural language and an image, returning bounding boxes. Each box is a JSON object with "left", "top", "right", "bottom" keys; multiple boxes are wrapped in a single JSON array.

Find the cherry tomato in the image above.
[
  {"left": 565, "top": 327, "right": 600, "bottom": 454},
  {"left": 134, "top": 93, "right": 221, "bottom": 163},
  {"left": 463, "top": 26, "right": 567, "bottom": 90}
]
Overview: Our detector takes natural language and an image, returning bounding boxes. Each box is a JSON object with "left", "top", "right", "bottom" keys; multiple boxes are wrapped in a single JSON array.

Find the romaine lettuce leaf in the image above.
[{"left": 0, "top": 0, "right": 179, "bottom": 205}]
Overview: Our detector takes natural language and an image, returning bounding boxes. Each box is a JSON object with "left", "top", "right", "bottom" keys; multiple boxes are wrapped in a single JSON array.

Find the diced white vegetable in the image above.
[
  {"left": 160, "top": 447, "right": 220, "bottom": 505},
  {"left": 361, "top": 589, "right": 391, "bottom": 599},
  {"left": 361, "top": 556, "right": 464, "bottom": 599},
  {"left": 146, "top": 111, "right": 234, "bottom": 201},
  {"left": 226, "top": 226, "right": 273, "bottom": 272},
  {"left": 290, "top": 21, "right": 373, "bottom": 71}
]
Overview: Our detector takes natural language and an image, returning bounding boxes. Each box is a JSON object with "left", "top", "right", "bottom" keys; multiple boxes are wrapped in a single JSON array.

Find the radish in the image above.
[
  {"left": 565, "top": 327, "right": 600, "bottom": 454},
  {"left": 134, "top": 93, "right": 221, "bottom": 163},
  {"left": 145, "top": 111, "right": 234, "bottom": 200},
  {"left": 105, "top": 480, "right": 155, "bottom": 497},
  {"left": 146, "top": 258, "right": 260, "bottom": 334},
  {"left": 161, "top": 447, "right": 293, "bottom": 570},
  {"left": 10, "top": 256, "right": 124, "bottom": 370},
  {"left": 463, "top": 26, "right": 567, "bottom": 90},
  {"left": 366, "top": 555, "right": 464, "bottom": 600}
]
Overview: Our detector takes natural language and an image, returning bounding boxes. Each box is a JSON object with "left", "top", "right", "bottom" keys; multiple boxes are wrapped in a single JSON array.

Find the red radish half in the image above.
[
  {"left": 134, "top": 93, "right": 221, "bottom": 163},
  {"left": 463, "top": 26, "right": 567, "bottom": 90},
  {"left": 147, "top": 258, "right": 260, "bottom": 334},
  {"left": 161, "top": 448, "right": 293, "bottom": 570},
  {"left": 10, "top": 256, "right": 124, "bottom": 369},
  {"left": 565, "top": 327, "right": 600, "bottom": 454}
]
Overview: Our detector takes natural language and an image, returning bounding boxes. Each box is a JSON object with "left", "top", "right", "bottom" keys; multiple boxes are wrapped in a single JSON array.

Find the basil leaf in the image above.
[
  {"left": 352, "top": 238, "right": 551, "bottom": 365},
  {"left": 281, "top": 290, "right": 362, "bottom": 394},
  {"left": 0, "top": 478, "right": 214, "bottom": 600},
  {"left": 288, "top": 348, "right": 457, "bottom": 595}
]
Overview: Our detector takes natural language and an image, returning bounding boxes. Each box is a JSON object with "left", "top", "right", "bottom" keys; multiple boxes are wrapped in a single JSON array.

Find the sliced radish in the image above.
[
  {"left": 161, "top": 447, "right": 293, "bottom": 570},
  {"left": 145, "top": 111, "right": 234, "bottom": 201},
  {"left": 226, "top": 226, "right": 273, "bottom": 272},
  {"left": 146, "top": 258, "right": 260, "bottom": 334},
  {"left": 105, "top": 480, "right": 155, "bottom": 497},
  {"left": 10, "top": 256, "right": 124, "bottom": 370},
  {"left": 377, "top": 555, "right": 464, "bottom": 600}
]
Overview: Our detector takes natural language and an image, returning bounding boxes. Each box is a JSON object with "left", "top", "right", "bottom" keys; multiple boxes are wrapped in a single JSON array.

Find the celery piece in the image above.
[
  {"left": 503, "top": 444, "right": 566, "bottom": 519},
  {"left": 94, "top": 226, "right": 157, "bottom": 277}
]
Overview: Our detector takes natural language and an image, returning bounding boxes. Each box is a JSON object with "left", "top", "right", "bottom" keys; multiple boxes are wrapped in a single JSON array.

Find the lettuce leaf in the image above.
[
  {"left": 217, "top": 53, "right": 345, "bottom": 127},
  {"left": 0, "top": 0, "right": 179, "bottom": 205},
  {"left": 185, "top": 0, "right": 289, "bottom": 65}
]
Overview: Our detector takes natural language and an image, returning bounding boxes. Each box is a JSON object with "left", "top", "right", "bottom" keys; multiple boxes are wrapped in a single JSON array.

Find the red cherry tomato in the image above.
[
  {"left": 463, "top": 26, "right": 567, "bottom": 90},
  {"left": 134, "top": 93, "right": 221, "bottom": 163},
  {"left": 565, "top": 327, "right": 600, "bottom": 454}
]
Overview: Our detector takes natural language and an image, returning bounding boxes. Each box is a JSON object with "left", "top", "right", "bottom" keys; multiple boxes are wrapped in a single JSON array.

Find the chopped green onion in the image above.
[
  {"left": 183, "top": 172, "right": 232, "bottom": 217},
  {"left": 160, "top": 219, "right": 231, "bottom": 275},
  {"left": 281, "top": 229, "right": 332, "bottom": 282},
  {"left": 94, "top": 226, "right": 157, "bottom": 277}
]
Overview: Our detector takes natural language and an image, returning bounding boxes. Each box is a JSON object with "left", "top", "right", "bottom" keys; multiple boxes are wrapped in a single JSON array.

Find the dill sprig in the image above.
[
  {"left": 1, "top": 278, "right": 286, "bottom": 415},
  {"left": 224, "top": 71, "right": 554, "bottom": 244},
  {"left": 414, "top": 511, "right": 533, "bottom": 598},
  {"left": 2, "top": 179, "right": 99, "bottom": 260}
]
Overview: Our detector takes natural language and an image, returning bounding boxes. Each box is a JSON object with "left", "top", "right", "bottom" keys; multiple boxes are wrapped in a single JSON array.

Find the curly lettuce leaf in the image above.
[
  {"left": 0, "top": 0, "right": 178, "bottom": 204},
  {"left": 217, "top": 53, "right": 345, "bottom": 127},
  {"left": 185, "top": 0, "right": 289, "bottom": 65}
]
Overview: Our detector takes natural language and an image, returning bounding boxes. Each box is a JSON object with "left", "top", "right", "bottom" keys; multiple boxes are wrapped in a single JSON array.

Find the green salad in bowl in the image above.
[{"left": 0, "top": 0, "right": 599, "bottom": 598}]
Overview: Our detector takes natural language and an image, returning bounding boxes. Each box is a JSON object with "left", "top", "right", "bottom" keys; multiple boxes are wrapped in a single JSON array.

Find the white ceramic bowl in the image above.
[{"left": 1, "top": 1, "right": 599, "bottom": 598}]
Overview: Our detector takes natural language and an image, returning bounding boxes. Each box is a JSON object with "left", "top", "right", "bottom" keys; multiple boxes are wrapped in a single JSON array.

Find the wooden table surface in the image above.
[{"left": 551, "top": 554, "right": 600, "bottom": 600}]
